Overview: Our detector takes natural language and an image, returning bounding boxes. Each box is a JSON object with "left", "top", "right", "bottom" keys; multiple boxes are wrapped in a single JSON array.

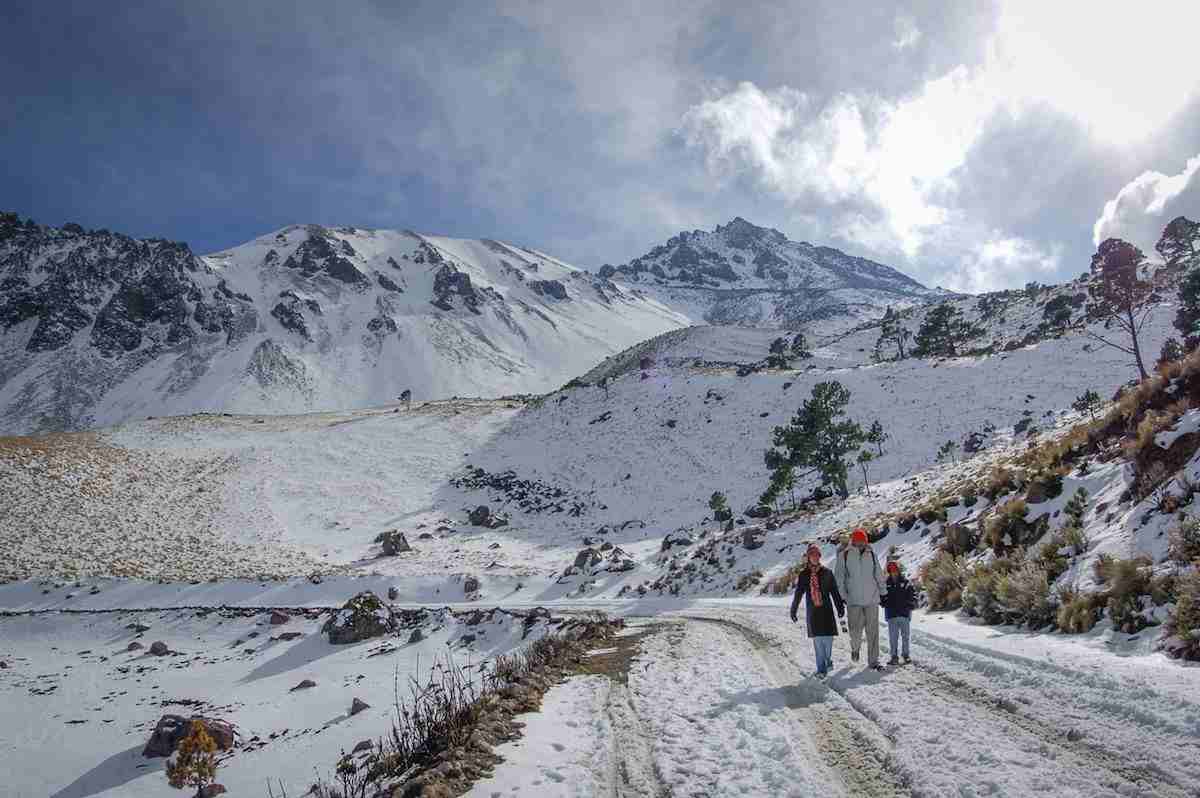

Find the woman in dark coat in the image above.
[{"left": 790, "top": 544, "right": 846, "bottom": 678}]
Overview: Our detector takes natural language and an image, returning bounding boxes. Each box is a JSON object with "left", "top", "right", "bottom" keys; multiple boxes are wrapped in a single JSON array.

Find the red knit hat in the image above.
[
  {"left": 886, "top": 561, "right": 900, "bottom": 574},
  {"left": 850, "top": 528, "right": 869, "bottom": 545}
]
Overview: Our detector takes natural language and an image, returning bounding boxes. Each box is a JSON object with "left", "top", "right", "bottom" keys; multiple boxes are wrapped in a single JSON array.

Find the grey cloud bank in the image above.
[{"left": 2, "top": 0, "right": 1198, "bottom": 294}]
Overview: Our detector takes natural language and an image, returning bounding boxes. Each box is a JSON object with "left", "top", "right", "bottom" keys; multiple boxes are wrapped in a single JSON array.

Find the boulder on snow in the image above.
[
  {"left": 323, "top": 592, "right": 397, "bottom": 645},
  {"left": 388, "top": 586, "right": 399, "bottom": 601},
  {"left": 741, "top": 530, "right": 765, "bottom": 550},
  {"left": 352, "top": 739, "right": 373, "bottom": 754},
  {"left": 463, "top": 576, "right": 481, "bottom": 595},
  {"left": 408, "top": 628, "right": 424, "bottom": 644},
  {"left": 745, "top": 505, "right": 772, "bottom": 519},
  {"left": 143, "top": 715, "right": 236, "bottom": 758},
  {"left": 380, "top": 530, "right": 412, "bottom": 556},
  {"left": 199, "top": 785, "right": 227, "bottom": 798},
  {"left": 290, "top": 679, "right": 317, "bottom": 692},
  {"left": 126, "top": 641, "right": 143, "bottom": 652},
  {"left": 573, "top": 548, "right": 602, "bottom": 570},
  {"left": 350, "top": 697, "right": 370, "bottom": 716},
  {"left": 268, "top": 611, "right": 290, "bottom": 625},
  {"left": 468, "top": 505, "right": 491, "bottom": 526},
  {"left": 149, "top": 641, "right": 170, "bottom": 656},
  {"left": 661, "top": 532, "right": 695, "bottom": 551}
]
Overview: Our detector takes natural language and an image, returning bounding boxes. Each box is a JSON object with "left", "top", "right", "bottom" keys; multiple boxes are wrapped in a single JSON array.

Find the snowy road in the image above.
[{"left": 471, "top": 607, "right": 1200, "bottom": 798}]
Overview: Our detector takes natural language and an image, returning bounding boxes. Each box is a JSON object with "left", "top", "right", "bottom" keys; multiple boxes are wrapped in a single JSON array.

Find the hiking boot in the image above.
[
  {"left": 903, "top": 656, "right": 912, "bottom": 665},
  {"left": 851, "top": 650, "right": 860, "bottom": 663},
  {"left": 870, "top": 663, "right": 885, "bottom": 672},
  {"left": 816, "top": 671, "right": 828, "bottom": 681},
  {"left": 888, "top": 656, "right": 900, "bottom": 666}
]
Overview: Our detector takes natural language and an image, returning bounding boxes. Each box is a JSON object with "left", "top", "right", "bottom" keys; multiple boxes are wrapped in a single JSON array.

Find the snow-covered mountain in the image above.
[
  {"left": 0, "top": 213, "right": 690, "bottom": 434},
  {"left": 597, "top": 217, "right": 948, "bottom": 328}
]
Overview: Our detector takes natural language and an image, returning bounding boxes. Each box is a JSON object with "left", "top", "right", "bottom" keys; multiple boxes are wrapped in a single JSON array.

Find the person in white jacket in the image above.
[{"left": 835, "top": 528, "right": 888, "bottom": 670}]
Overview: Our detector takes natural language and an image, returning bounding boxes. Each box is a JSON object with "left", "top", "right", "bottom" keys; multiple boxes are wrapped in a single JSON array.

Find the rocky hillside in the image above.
[
  {"left": 597, "top": 217, "right": 947, "bottom": 328},
  {"left": 0, "top": 213, "right": 690, "bottom": 434}
]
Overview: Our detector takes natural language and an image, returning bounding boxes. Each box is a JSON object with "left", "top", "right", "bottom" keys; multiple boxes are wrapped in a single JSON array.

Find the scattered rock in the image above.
[
  {"left": 1066, "top": 728, "right": 1084, "bottom": 742},
  {"left": 742, "top": 530, "right": 765, "bottom": 550},
  {"left": 323, "top": 592, "right": 398, "bottom": 645},
  {"left": 350, "top": 698, "right": 370, "bottom": 716},
  {"left": 290, "top": 679, "right": 317, "bottom": 692},
  {"left": 272, "top": 632, "right": 303, "bottom": 642},
  {"left": 573, "top": 548, "right": 602, "bottom": 571},
  {"left": 463, "top": 576, "right": 481, "bottom": 595},
  {"left": 665, "top": 419, "right": 677, "bottom": 428},
  {"left": 269, "top": 611, "right": 290, "bottom": 626},
  {"left": 388, "top": 586, "right": 399, "bottom": 601},
  {"left": 149, "top": 641, "right": 169, "bottom": 656},
  {"left": 745, "top": 505, "right": 772, "bottom": 519},
  {"left": 143, "top": 716, "right": 236, "bottom": 758},
  {"left": 418, "top": 532, "right": 433, "bottom": 540},
  {"left": 380, "top": 530, "right": 413, "bottom": 556},
  {"left": 661, "top": 532, "right": 694, "bottom": 551},
  {"left": 488, "top": 542, "right": 501, "bottom": 549},
  {"left": 199, "top": 785, "right": 227, "bottom": 798},
  {"left": 408, "top": 629, "right": 424, "bottom": 644},
  {"left": 352, "top": 739, "right": 373, "bottom": 754},
  {"left": 468, "top": 505, "right": 492, "bottom": 526},
  {"left": 127, "top": 623, "right": 151, "bottom": 633},
  {"left": 126, "top": 642, "right": 143, "bottom": 652}
]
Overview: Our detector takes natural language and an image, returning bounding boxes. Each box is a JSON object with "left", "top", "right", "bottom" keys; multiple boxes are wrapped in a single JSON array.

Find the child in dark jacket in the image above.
[
  {"left": 881, "top": 561, "right": 918, "bottom": 664},
  {"left": 790, "top": 544, "right": 846, "bottom": 678}
]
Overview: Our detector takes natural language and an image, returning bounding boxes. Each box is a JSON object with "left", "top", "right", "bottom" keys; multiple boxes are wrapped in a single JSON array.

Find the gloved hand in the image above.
[{"left": 790, "top": 613, "right": 797, "bottom": 623}]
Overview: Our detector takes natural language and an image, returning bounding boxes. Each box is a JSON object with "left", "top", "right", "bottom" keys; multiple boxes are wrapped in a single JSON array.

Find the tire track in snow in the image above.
[
  {"left": 685, "top": 616, "right": 911, "bottom": 798},
  {"left": 906, "top": 626, "right": 1198, "bottom": 798},
  {"left": 699, "top": 609, "right": 1194, "bottom": 798},
  {"left": 602, "top": 679, "right": 673, "bottom": 798}
]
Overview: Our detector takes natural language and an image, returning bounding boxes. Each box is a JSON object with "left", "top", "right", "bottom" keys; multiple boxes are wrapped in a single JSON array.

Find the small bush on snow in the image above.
[
  {"left": 984, "top": 498, "right": 1029, "bottom": 551},
  {"left": 996, "top": 563, "right": 1055, "bottom": 628},
  {"left": 1168, "top": 515, "right": 1200, "bottom": 564},
  {"left": 962, "top": 551, "right": 1025, "bottom": 623},
  {"left": 919, "top": 551, "right": 966, "bottom": 610},
  {"left": 1164, "top": 571, "right": 1200, "bottom": 660},
  {"left": 1056, "top": 588, "right": 1103, "bottom": 633}
]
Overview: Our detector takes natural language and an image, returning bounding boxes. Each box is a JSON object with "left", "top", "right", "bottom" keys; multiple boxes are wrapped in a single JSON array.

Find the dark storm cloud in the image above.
[{"left": 2, "top": 1, "right": 1196, "bottom": 292}]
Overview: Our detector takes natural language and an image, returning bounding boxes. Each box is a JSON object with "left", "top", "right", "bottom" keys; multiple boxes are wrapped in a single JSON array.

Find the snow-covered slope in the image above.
[
  {"left": 0, "top": 213, "right": 690, "bottom": 434},
  {"left": 598, "top": 217, "right": 949, "bottom": 328}
]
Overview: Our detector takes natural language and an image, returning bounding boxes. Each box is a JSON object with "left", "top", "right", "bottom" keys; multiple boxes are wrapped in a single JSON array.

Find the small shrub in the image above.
[
  {"left": 919, "top": 551, "right": 966, "bottom": 610},
  {"left": 984, "top": 498, "right": 1029, "bottom": 551},
  {"left": 166, "top": 720, "right": 219, "bottom": 795},
  {"left": 962, "top": 551, "right": 1025, "bottom": 623},
  {"left": 961, "top": 488, "right": 978, "bottom": 508},
  {"left": 736, "top": 570, "right": 763, "bottom": 591},
  {"left": 1056, "top": 589, "right": 1102, "bottom": 633},
  {"left": 996, "top": 563, "right": 1055, "bottom": 627},
  {"left": 762, "top": 562, "right": 805, "bottom": 595},
  {"left": 1063, "top": 487, "right": 1089, "bottom": 526},
  {"left": 1061, "top": 523, "right": 1089, "bottom": 557},
  {"left": 1164, "top": 571, "right": 1200, "bottom": 660},
  {"left": 940, "top": 523, "right": 976, "bottom": 557},
  {"left": 1093, "top": 552, "right": 1115, "bottom": 584},
  {"left": 1100, "top": 556, "right": 1155, "bottom": 633},
  {"left": 918, "top": 504, "right": 948, "bottom": 525},
  {"left": 984, "top": 466, "right": 1015, "bottom": 500},
  {"left": 1169, "top": 516, "right": 1200, "bottom": 564}
]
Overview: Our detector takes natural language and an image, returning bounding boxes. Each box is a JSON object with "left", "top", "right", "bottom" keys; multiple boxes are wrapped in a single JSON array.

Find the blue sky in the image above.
[{"left": 3, "top": 1, "right": 1199, "bottom": 291}]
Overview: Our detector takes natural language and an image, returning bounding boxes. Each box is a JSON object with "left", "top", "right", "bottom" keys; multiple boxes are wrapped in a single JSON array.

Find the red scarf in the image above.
[{"left": 809, "top": 565, "right": 822, "bottom": 607}]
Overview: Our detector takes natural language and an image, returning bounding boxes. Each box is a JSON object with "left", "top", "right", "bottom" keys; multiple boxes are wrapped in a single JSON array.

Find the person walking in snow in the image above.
[
  {"left": 881, "top": 560, "right": 918, "bottom": 665},
  {"left": 790, "top": 544, "right": 846, "bottom": 679},
  {"left": 835, "top": 528, "right": 888, "bottom": 670}
]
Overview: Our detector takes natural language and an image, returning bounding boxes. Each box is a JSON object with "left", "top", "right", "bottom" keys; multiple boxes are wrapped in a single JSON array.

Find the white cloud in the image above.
[
  {"left": 1092, "top": 154, "right": 1200, "bottom": 255},
  {"left": 952, "top": 235, "right": 1063, "bottom": 293}
]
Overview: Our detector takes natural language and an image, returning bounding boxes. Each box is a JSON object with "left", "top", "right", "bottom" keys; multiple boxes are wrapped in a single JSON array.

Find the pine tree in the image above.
[
  {"left": 875, "top": 307, "right": 912, "bottom": 360},
  {"left": 1085, "top": 238, "right": 1154, "bottom": 380},
  {"left": 790, "top": 332, "right": 812, "bottom": 359},
  {"left": 1072, "top": 389, "right": 1102, "bottom": 421},
  {"left": 1156, "top": 216, "right": 1200, "bottom": 268},
  {"left": 708, "top": 490, "right": 730, "bottom": 522},
  {"left": 767, "top": 336, "right": 789, "bottom": 368},
  {"left": 1159, "top": 337, "right": 1184, "bottom": 367},
  {"left": 936, "top": 439, "right": 959, "bottom": 464},
  {"left": 166, "top": 720, "right": 219, "bottom": 797},
  {"left": 1174, "top": 267, "right": 1200, "bottom": 345},
  {"left": 857, "top": 449, "right": 874, "bottom": 496},
  {"left": 763, "top": 381, "right": 866, "bottom": 500},
  {"left": 866, "top": 420, "right": 888, "bottom": 455},
  {"left": 913, "top": 303, "right": 977, "bottom": 358}
]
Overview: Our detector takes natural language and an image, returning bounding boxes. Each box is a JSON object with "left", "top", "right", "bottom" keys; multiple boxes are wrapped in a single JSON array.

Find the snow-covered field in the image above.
[{"left": 2, "top": 295, "right": 1198, "bottom": 797}]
